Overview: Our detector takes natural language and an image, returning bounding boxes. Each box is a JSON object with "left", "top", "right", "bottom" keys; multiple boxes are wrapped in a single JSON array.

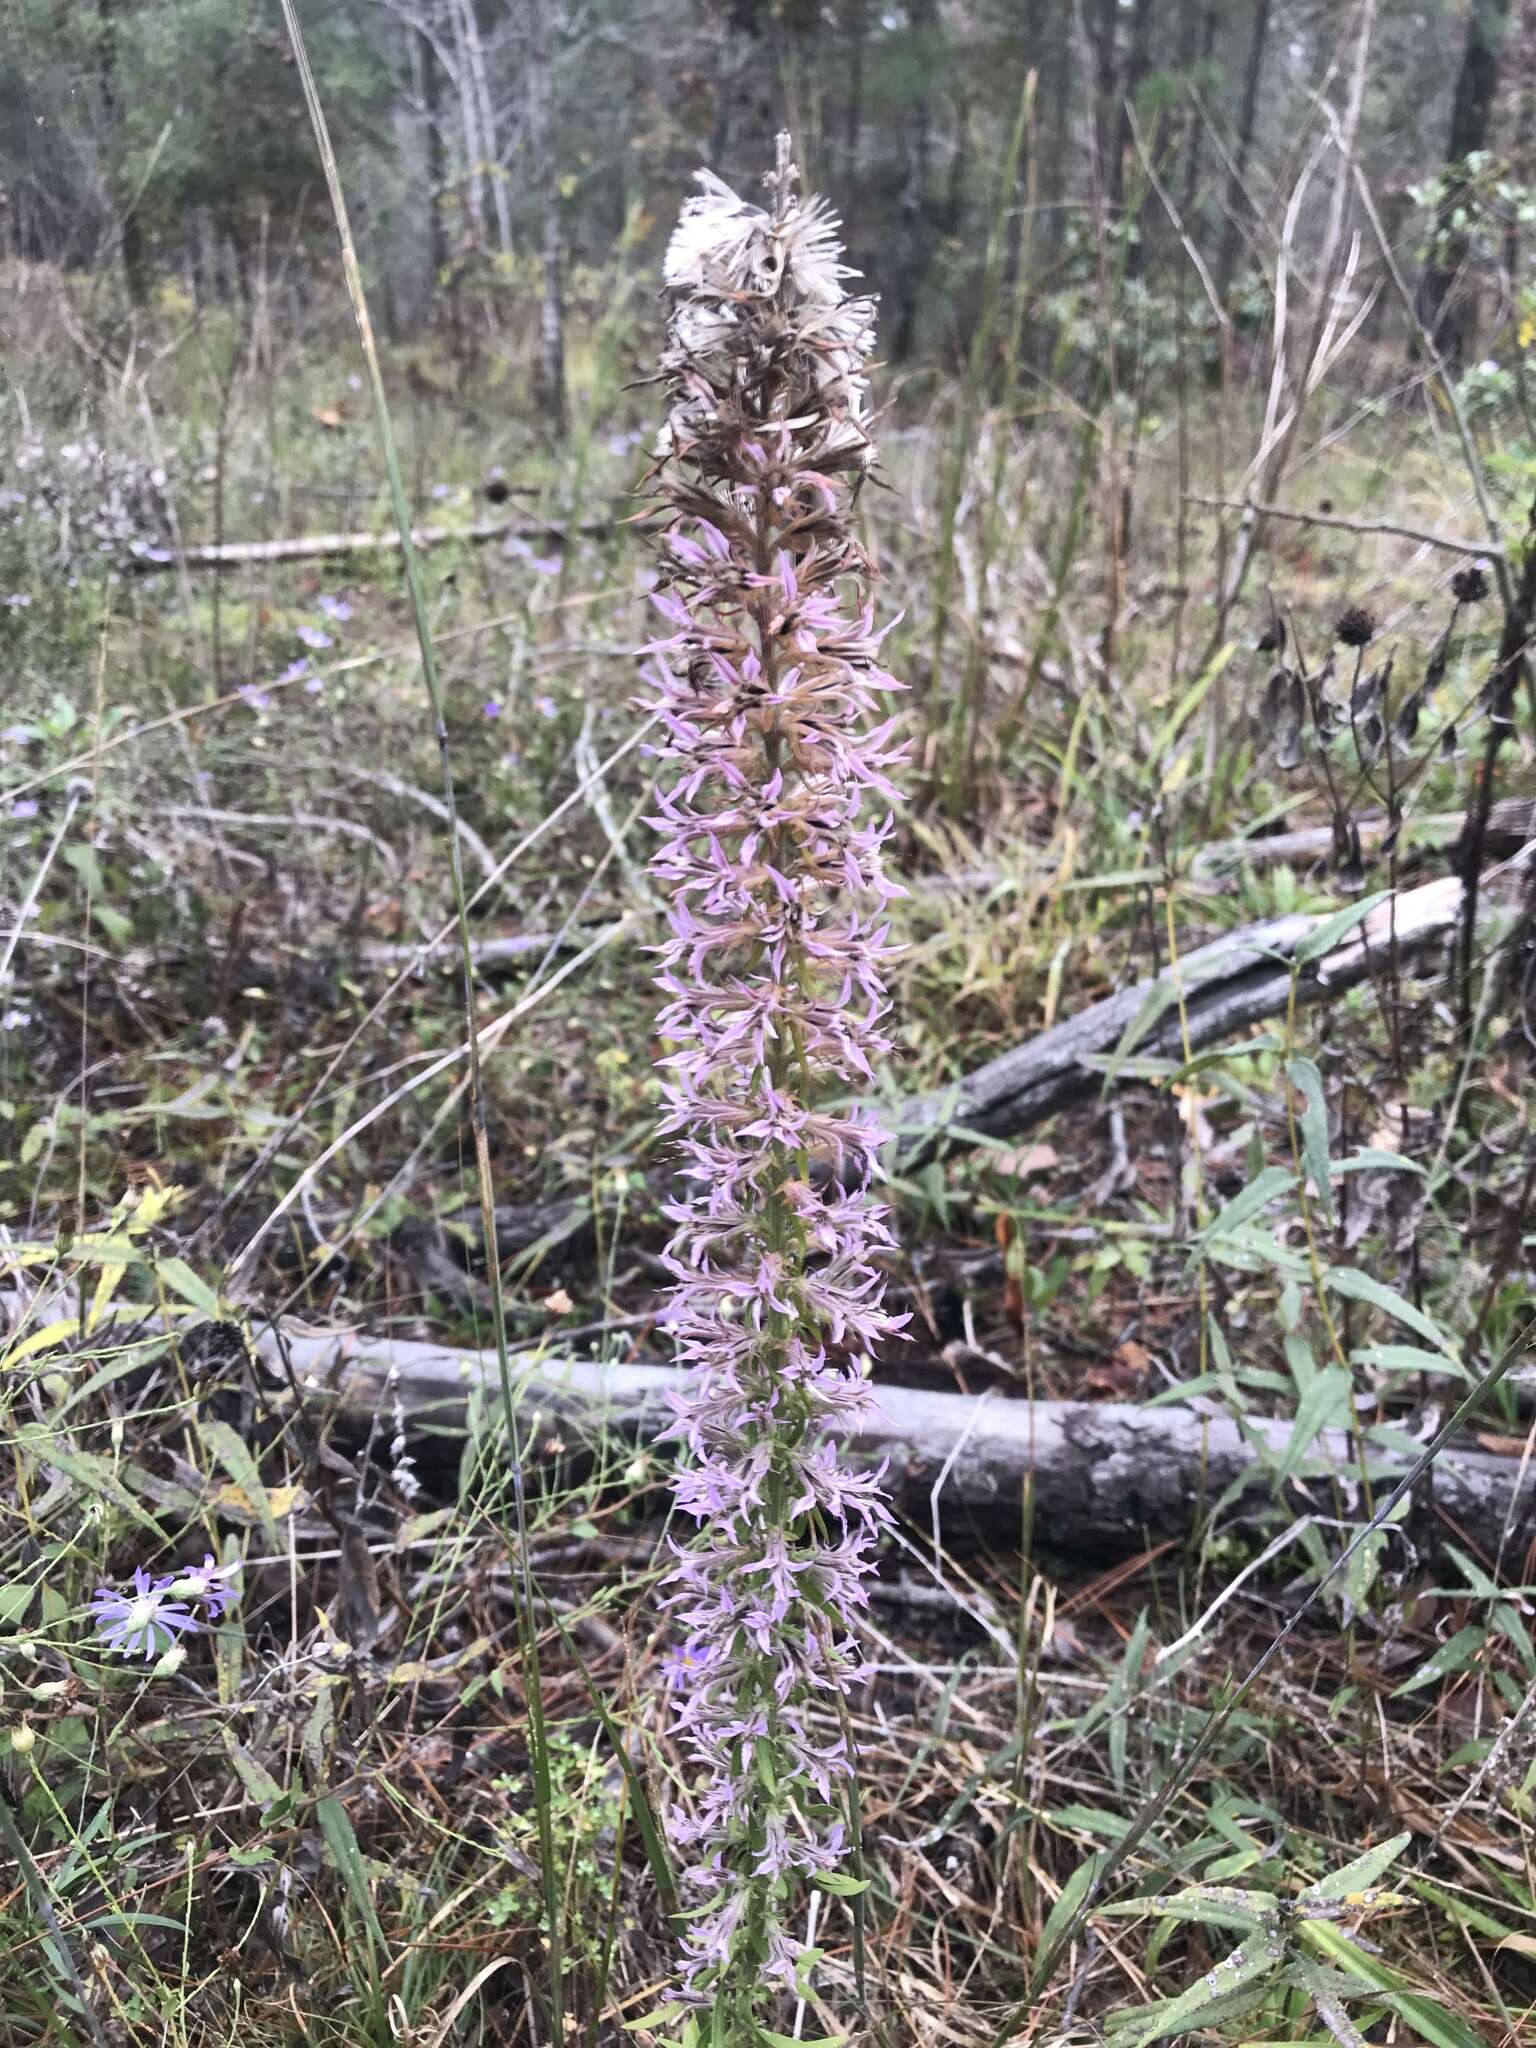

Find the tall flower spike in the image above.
[{"left": 644, "top": 135, "right": 906, "bottom": 2028}]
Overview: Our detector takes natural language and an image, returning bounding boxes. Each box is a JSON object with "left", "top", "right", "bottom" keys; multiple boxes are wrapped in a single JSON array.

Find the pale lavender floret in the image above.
[
  {"left": 171, "top": 1552, "right": 242, "bottom": 1618},
  {"left": 646, "top": 137, "right": 903, "bottom": 2014}
]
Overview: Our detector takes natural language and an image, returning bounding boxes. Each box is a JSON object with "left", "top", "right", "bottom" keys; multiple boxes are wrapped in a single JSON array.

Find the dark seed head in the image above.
[
  {"left": 1335, "top": 604, "right": 1378, "bottom": 649},
  {"left": 1450, "top": 562, "right": 1490, "bottom": 605}
]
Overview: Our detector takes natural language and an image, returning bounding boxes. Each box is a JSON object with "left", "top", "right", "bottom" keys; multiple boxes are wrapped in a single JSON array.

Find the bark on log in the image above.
[
  {"left": 258, "top": 1324, "right": 1536, "bottom": 1557},
  {"left": 892, "top": 859, "right": 1529, "bottom": 1162}
]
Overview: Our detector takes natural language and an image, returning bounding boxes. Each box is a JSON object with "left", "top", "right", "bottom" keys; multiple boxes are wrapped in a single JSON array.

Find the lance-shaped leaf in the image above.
[
  {"left": 1299, "top": 1832, "right": 1411, "bottom": 1905},
  {"left": 1099, "top": 1884, "right": 1280, "bottom": 1935}
]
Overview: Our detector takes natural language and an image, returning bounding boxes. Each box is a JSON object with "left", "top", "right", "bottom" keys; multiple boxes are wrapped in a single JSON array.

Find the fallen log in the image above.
[
  {"left": 123, "top": 513, "right": 625, "bottom": 572},
  {"left": 258, "top": 1324, "right": 1536, "bottom": 1557},
  {"left": 892, "top": 855, "right": 1530, "bottom": 1162},
  {"left": 926, "top": 796, "right": 1536, "bottom": 893}
]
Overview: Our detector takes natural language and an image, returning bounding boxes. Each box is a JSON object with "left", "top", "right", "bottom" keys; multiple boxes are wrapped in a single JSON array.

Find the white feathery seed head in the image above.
[{"left": 658, "top": 135, "right": 876, "bottom": 464}]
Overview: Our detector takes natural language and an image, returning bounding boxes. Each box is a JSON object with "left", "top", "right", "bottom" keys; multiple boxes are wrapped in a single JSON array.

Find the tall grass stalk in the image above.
[{"left": 276, "top": 4, "right": 565, "bottom": 2034}]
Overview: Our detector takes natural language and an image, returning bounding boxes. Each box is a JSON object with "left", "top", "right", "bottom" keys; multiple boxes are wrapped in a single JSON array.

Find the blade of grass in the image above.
[{"left": 275, "top": 6, "right": 566, "bottom": 2036}]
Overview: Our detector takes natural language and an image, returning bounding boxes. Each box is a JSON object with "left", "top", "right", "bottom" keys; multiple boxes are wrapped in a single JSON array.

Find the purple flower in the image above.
[
  {"left": 91, "top": 1569, "right": 198, "bottom": 1661},
  {"left": 276, "top": 657, "right": 311, "bottom": 686},
  {"left": 10, "top": 798, "right": 38, "bottom": 820},
  {"left": 295, "top": 623, "right": 333, "bottom": 651},
  {"left": 533, "top": 694, "right": 558, "bottom": 719},
  {"left": 529, "top": 553, "right": 561, "bottom": 576},
  {"left": 645, "top": 139, "right": 901, "bottom": 2018},
  {"left": 1, "top": 724, "right": 31, "bottom": 744},
  {"left": 316, "top": 594, "right": 353, "bottom": 622},
  {"left": 483, "top": 698, "right": 503, "bottom": 720},
  {"left": 168, "top": 1553, "right": 241, "bottom": 1618},
  {"left": 238, "top": 685, "right": 271, "bottom": 712},
  {"left": 3, "top": 593, "right": 31, "bottom": 608}
]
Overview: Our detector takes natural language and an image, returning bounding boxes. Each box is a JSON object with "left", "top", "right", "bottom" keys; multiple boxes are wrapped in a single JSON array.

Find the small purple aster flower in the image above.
[
  {"left": 482, "top": 698, "right": 503, "bottom": 720},
  {"left": 10, "top": 798, "right": 38, "bottom": 820},
  {"left": 169, "top": 1554, "right": 241, "bottom": 1618},
  {"left": 316, "top": 594, "right": 353, "bottom": 622},
  {"left": 91, "top": 1569, "right": 198, "bottom": 1661},
  {"left": 533, "top": 694, "right": 558, "bottom": 719},
  {"left": 238, "top": 685, "right": 271, "bottom": 712},
  {"left": 295, "top": 623, "right": 333, "bottom": 651},
  {"left": 529, "top": 553, "right": 562, "bottom": 576},
  {"left": 277, "top": 657, "right": 311, "bottom": 686}
]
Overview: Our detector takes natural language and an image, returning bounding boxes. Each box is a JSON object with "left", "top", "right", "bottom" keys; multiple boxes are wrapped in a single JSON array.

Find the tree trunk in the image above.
[
  {"left": 1215, "top": 0, "right": 1273, "bottom": 305},
  {"left": 843, "top": 0, "right": 866, "bottom": 167},
  {"left": 890, "top": 0, "right": 936, "bottom": 361},
  {"left": 459, "top": 0, "right": 512, "bottom": 259},
  {"left": 1179, "top": 0, "right": 1219, "bottom": 220},
  {"left": 448, "top": 0, "right": 486, "bottom": 245},
  {"left": 1090, "top": 0, "right": 1121, "bottom": 210},
  {"left": 944, "top": 98, "right": 969, "bottom": 236},
  {"left": 418, "top": 25, "right": 447, "bottom": 299},
  {"left": 1117, "top": 0, "right": 1159, "bottom": 272},
  {"left": 97, "top": 0, "right": 148, "bottom": 301},
  {"left": 525, "top": 0, "right": 567, "bottom": 434},
  {"left": 1425, "top": 0, "right": 1513, "bottom": 363}
]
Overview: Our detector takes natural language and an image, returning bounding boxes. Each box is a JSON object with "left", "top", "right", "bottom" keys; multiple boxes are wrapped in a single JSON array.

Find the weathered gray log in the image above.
[
  {"left": 260, "top": 1326, "right": 1536, "bottom": 1556},
  {"left": 891, "top": 863, "right": 1528, "bottom": 1162},
  {"left": 123, "top": 514, "right": 622, "bottom": 572}
]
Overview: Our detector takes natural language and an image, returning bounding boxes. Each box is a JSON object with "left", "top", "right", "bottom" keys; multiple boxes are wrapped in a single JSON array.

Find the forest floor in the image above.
[{"left": 3, "top": 287, "right": 1536, "bottom": 2046}]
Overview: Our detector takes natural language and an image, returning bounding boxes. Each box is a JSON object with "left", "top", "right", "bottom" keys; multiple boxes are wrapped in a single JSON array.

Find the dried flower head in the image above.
[
  {"left": 643, "top": 135, "right": 904, "bottom": 2024},
  {"left": 1451, "top": 562, "right": 1491, "bottom": 605},
  {"left": 1335, "top": 605, "right": 1378, "bottom": 649}
]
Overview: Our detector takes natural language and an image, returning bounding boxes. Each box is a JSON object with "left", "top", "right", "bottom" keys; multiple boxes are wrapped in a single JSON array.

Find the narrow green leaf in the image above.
[
  {"left": 315, "top": 1792, "right": 385, "bottom": 1947},
  {"left": 0, "top": 1582, "right": 34, "bottom": 1629},
  {"left": 1276, "top": 1365, "right": 1353, "bottom": 1485},
  {"left": 1294, "top": 892, "right": 1391, "bottom": 966},
  {"left": 156, "top": 1258, "right": 222, "bottom": 1317},
  {"left": 1200, "top": 1166, "right": 1298, "bottom": 1245},
  {"left": 1323, "top": 1268, "right": 1454, "bottom": 1353},
  {"left": 1098, "top": 1886, "right": 1279, "bottom": 1933},
  {"left": 1031, "top": 1853, "right": 1105, "bottom": 1991},
  {"left": 1300, "top": 1831, "right": 1412, "bottom": 1902},
  {"left": 1105, "top": 1940, "right": 1280, "bottom": 2046},
  {"left": 197, "top": 1418, "right": 276, "bottom": 1537},
  {"left": 1353, "top": 1344, "right": 1468, "bottom": 1381},
  {"left": 1392, "top": 1626, "right": 1486, "bottom": 1696},
  {"left": 1287, "top": 1057, "right": 1334, "bottom": 1224},
  {"left": 1334, "top": 1149, "right": 1423, "bottom": 1175}
]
